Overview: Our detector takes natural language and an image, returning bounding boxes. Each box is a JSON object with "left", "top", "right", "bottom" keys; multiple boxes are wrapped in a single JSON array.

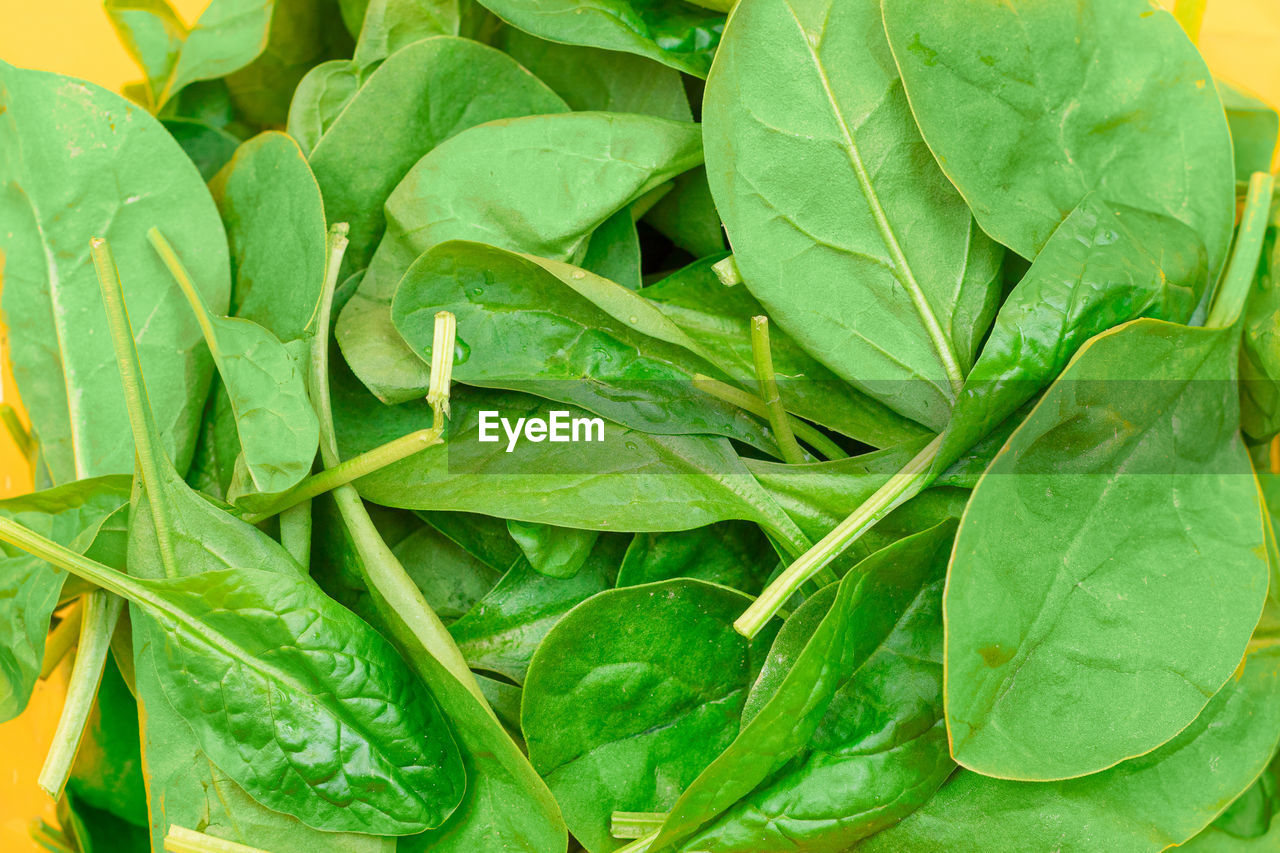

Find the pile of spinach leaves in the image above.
[{"left": 1, "top": 0, "right": 1279, "bottom": 851}]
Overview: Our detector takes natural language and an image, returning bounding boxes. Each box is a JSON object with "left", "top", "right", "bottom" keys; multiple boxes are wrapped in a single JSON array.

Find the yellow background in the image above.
[{"left": 0, "top": 0, "right": 1276, "bottom": 850}]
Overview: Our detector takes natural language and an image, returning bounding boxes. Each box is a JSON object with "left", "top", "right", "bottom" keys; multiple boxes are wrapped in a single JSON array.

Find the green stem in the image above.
[
  {"left": 611, "top": 812, "right": 668, "bottom": 840},
  {"left": 0, "top": 517, "right": 138, "bottom": 602},
  {"left": 148, "top": 228, "right": 221, "bottom": 358},
  {"left": 39, "top": 591, "right": 122, "bottom": 800},
  {"left": 40, "top": 600, "right": 82, "bottom": 679},
  {"left": 692, "top": 375, "right": 848, "bottom": 461},
  {"left": 616, "top": 831, "right": 658, "bottom": 853},
  {"left": 735, "top": 434, "right": 943, "bottom": 639},
  {"left": 165, "top": 825, "right": 269, "bottom": 853},
  {"left": 750, "top": 316, "right": 807, "bottom": 464},
  {"left": 29, "top": 821, "right": 75, "bottom": 853},
  {"left": 91, "top": 237, "right": 178, "bottom": 578},
  {"left": 1173, "top": 0, "right": 1208, "bottom": 44},
  {"left": 239, "top": 428, "right": 445, "bottom": 524},
  {"left": 1207, "top": 172, "right": 1276, "bottom": 329},
  {"left": 0, "top": 403, "right": 33, "bottom": 458},
  {"left": 309, "top": 227, "right": 491, "bottom": 712},
  {"left": 712, "top": 255, "right": 742, "bottom": 286}
]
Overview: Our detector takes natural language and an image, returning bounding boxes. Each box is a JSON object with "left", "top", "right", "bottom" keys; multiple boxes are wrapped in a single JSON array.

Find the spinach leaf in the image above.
[
  {"left": 946, "top": 319, "right": 1268, "bottom": 780},
  {"left": 643, "top": 520, "right": 956, "bottom": 852},
  {"left": 286, "top": 59, "right": 361, "bottom": 154},
  {"left": 162, "top": 117, "right": 241, "bottom": 181},
  {"left": 702, "top": 0, "right": 1003, "bottom": 430},
  {"left": 150, "top": 228, "right": 320, "bottom": 498},
  {"left": 507, "top": 521, "right": 599, "bottom": 580},
  {"left": 391, "top": 241, "right": 781, "bottom": 452},
  {"left": 641, "top": 255, "right": 931, "bottom": 448},
  {"left": 0, "top": 477, "right": 131, "bottom": 723},
  {"left": 616, "top": 522, "right": 777, "bottom": 594},
  {"left": 307, "top": 36, "right": 568, "bottom": 270},
  {"left": 474, "top": 0, "right": 724, "bottom": 77},
  {"left": 449, "top": 535, "right": 625, "bottom": 683},
  {"left": 417, "top": 511, "right": 525, "bottom": 574},
  {"left": 342, "top": 111, "right": 703, "bottom": 403},
  {"left": 1221, "top": 81, "right": 1280, "bottom": 182},
  {"left": 1242, "top": 233, "right": 1280, "bottom": 442},
  {"left": 353, "top": 0, "right": 463, "bottom": 71},
  {"left": 522, "top": 579, "right": 779, "bottom": 853},
  {"left": 858, "top": 643, "right": 1280, "bottom": 853},
  {"left": 882, "top": 0, "right": 1235, "bottom": 279},
  {"left": 0, "top": 63, "right": 228, "bottom": 484},
  {"left": 65, "top": 656, "right": 148, "bottom": 829}
]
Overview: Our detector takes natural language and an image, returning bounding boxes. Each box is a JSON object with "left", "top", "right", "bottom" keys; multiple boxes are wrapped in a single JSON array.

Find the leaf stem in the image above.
[
  {"left": 692, "top": 374, "right": 848, "bottom": 461},
  {"left": 750, "top": 316, "right": 807, "bottom": 464},
  {"left": 240, "top": 427, "right": 446, "bottom": 524},
  {"left": 1207, "top": 172, "right": 1276, "bottom": 329},
  {"left": 611, "top": 812, "right": 668, "bottom": 840},
  {"left": 91, "top": 237, "right": 179, "bottom": 579},
  {"left": 40, "top": 600, "right": 82, "bottom": 680},
  {"left": 148, "top": 228, "right": 221, "bottom": 358},
  {"left": 712, "top": 255, "right": 742, "bottom": 286},
  {"left": 38, "top": 591, "right": 122, "bottom": 800},
  {"left": 164, "top": 825, "right": 269, "bottom": 853},
  {"left": 735, "top": 434, "right": 943, "bottom": 638},
  {"left": 309, "top": 226, "right": 491, "bottom": 712}
]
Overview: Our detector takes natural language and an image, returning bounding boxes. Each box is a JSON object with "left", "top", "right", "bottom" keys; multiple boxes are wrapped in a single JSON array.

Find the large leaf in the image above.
[
  {"left": 391, "top": 242, "right": 780, "bottom": 452},
  {"left": 1221, "top": 81, "right": 1279, "bottom": 183},
  {"left": 340, "top": 111, "right": 703, "bottom": 404},
  {"left": 644, "top": 521, "right": 956, "bottom": 851},
  {"left": 308, "top": 37, "right": 568, "bottom": 269},
  {"left": 474, "top": 0, "right": 724, "bottom": 77},
  {"left": 946, "top": 319, "right": 1268, "bottom": 780},
  {"left": 0, "top": 477, "right": 131, "bottom": 723},
  {"left": 616, "top": 522, "right": 777, "bottom": 594},
  {"left": 859, "top": 643, "right": 1280, "bottom": 852},
  {"left": 0, "top": 63, "right": 228, "bottom": 484},
  {"left": 702, "top": 0, "right": 1003, "bottom": 430},
  {"left": 522, "top": 579, "right": 779, "bottom": 853},
  {"left": 882, "top": 0, "right": 1235, "bottom": 278}
]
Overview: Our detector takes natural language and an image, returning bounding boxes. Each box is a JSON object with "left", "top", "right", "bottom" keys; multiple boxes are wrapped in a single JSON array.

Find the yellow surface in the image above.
[{"left": 0, "top": 1, "right": 1276, "bottom": 852}]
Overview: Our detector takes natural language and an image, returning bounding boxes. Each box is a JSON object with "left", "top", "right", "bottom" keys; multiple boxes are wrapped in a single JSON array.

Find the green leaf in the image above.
[
  {"left": 946, "top": 319, "right": 1268, "bottom": 780},
  {"left": 352, "top": 0, "right": 462, "bottom": 71},
  {"left": 645, "top": 520, "right": 956, "bottom": 851},
  {"left": 641, "top": 255, "right": 932, "bottom": 448},
  {"left": 333, "top": 375, "right": 808, "bottom": 551},
  {"left": 1241, "top": 235, "right": 1280, "bottom": 442},
  {"left": 0, "top": 477, "right": 131, "bottom": 723},
  {"left": 494, "top": 26, "right": 693, "bottom": 120},
  {"left": 474, "top": 0, "right": 724, "bottom": 77},
  {"left": 702, "top": 0, "right": 1003, "bottom": 430},
  {"left": 162, "top": 117, "right": 241, "bottom": 181},
  {"left": 151, "top": 229, "right": 320, "bottom": 497},
  {"left": 417, "top": 511, "right": 525, "bottom": 574},
  {"left": 616, "top": 522, "right": 778, "bottom": 594},
  {"left": 934, "top": 195, "right": 1206, "bottom": 471},
  {"left": 391, "top": 242, "right": 781, "bottom": 452},
  {"left": 341, "top": 111, "right": 702, "bottom": 404},
  {"left": 1221, "top": 81, "right": 1279, "bottom": 182},
  {"left": 0, "top": 63, "right": 229, "bottom": 484},
  {"left": 308, "top": 36, "right": 568, "bottom": 270},
  {"left": 882, "top": 0, "right": 1235, "bottom": 279},
  {"left": 858, "top": 643, "right": 1280, "bottom": 853},
  {"left": 65, "top": 656, "right": 148, "bottom": 828},
  {"left": 507, "top": 521, "right": 599, "bottom": 580},
  {"left": 210, "top": 131, "right": 328, "bottom": 345},
  {"left": 522, "top": 579, "right": 780, "bottom": 853},
  {"left": 641, "top": 168, "right": 726, "bottom": 259},
  {"left": 679, "top": 527, "right": 953, "bottom": 852},
  {"left": 448, "top": 536, "right": 625, "bottom": 683},
  {"left": 286, "top": 58, "right": 361, "bottom": 155}
]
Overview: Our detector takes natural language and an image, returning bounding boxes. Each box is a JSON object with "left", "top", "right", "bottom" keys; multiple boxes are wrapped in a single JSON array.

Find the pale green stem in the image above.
[
  {"left": 750, "top": 316, "right": 807, "bottom": 464},
  {"left": 735, "top": 434, "right": 943, "bottom": 639},
  {"left": 91, "top": 237, "right": 178, "bottom": 578},
  {"left": 611, "top": 812, "right": 668, "bottom": 840},
  {"left": 29, "top": 821, "right": 75, "bottom": 853},
  {"left": 148, "top": 228, "right": 222, "bottom": 358},
  {"left": 40, "top": 600, "right": 82, "bottom": 680},
  {"left": 1173, "top": 0, "right": 1208, "bottom": 44},
  {"left": 712, "top": 255, "right": 742, "bottom": 286},
  {"left": 616, "top": 831, "right": 658, "bottom": 853},
  {"left": 692, "top": 375, "right": 848, "bottom": 461},
  {"left": 165, "top": 825, "right": 269, "bottom": 853},
  {"left": 1207, "top": 172, "right": 1276, "bottom": 329},
  {"left": 309, "top": 228, "right": 491, "bottom": 713},
  {"left": 278, "top": 500, "right": 312, "bottom": 566},
  {"left": 1, "top": 403, "right": 33, "bottom": 458},
  {"left": 39, "top": 591, "right": 122, "bottom": 800},
  {"left": 241, "top": 426, "right": 446, "bottom": 524}
]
